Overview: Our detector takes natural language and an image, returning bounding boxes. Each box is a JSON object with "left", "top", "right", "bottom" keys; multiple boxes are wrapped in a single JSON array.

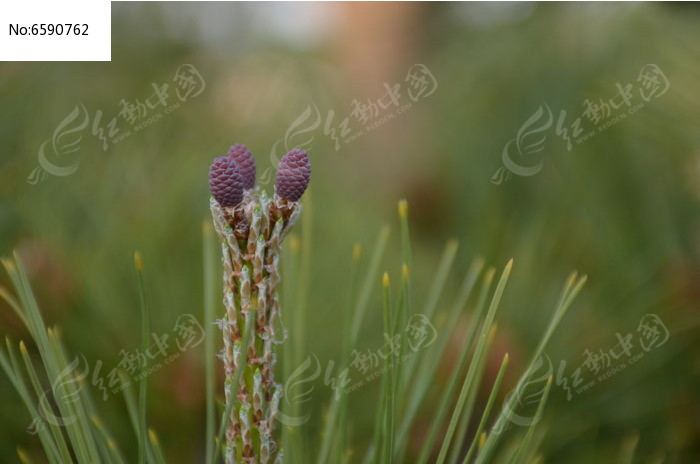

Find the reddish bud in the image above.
[
  {"left": 209, "top": 156, "right": 244, "bottom": 207},
  {"left": 275, "top": 149, "right": 311, "bottom": 201},
  {"left": 227, "top": 143, "right": 256, "bottom": 189}
]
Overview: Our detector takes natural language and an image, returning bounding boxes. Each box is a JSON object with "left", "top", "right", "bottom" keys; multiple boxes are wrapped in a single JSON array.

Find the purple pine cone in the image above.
[
  {"left": 227, "top": 143, "right": 256, "bottom": 189},
  {"left": 275, "top": 149, "right": 311, "bottom": 201},
  {"left": 209, "top": 156, "right": 244, "bottom": 207}
]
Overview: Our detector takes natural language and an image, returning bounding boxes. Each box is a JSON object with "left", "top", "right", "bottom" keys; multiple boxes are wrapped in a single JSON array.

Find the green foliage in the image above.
[
  {"left": 1, "top": 198, "right": 587, "bottom": 463},
  {"left": 1, "top": 5, "right": 699, "bottom": 462}
]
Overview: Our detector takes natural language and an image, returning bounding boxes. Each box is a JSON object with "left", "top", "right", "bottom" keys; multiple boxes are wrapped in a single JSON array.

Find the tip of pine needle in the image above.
[
  {"left": 148, "top": 428, "right": 159, "bottom": 444},
  {"left": 1, "top": 257, "right": 16, "bottom": 274},
  {"left": 352, "top": 244, "right": 362, "bottom": 261},
  {"left": 19, "top": 340, "right": 27, "bottom": 353},
  {"left": 503, "top": 352, "right": 510, "bottom": 366},
  {"left": 498, "top": 259, "right": 514, "bottom": 282},
  {"left": 289, "top": 235, "right": 300, "bottom": 253},
  {"left": 488, "top": 324, "right": 498, "bottom": 342},
  {"left": 398, "top": 199, "right": 408, "bottom": 219},
  {"left": 546, "top": 374, "right": 553, "bottom": 386},
  {"left": 382, "top": 272, "right": 390, "bottom": 288},
  {"left": 479, "top": 432, "right": 487, "bottom": 448},
  {"left": 17, "top": 447, "right": 31, "bottom": 464},
  {"left": 484, "top": 267, "right": 496, "bottom": 284},
  {"left": 402, "top": 264, "right": 409, "bottom": 280},
  {"left": 134, "top": 251, "right": 144, "bottom": 273},
  {"left": 90, "top": 415, "right": 102, "bottom": 428},
  {"left": 202, "top": 220, "right": 212, "bottom": 235}
]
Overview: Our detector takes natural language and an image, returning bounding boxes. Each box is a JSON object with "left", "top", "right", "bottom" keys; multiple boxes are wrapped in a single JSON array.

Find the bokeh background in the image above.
[{"left": 1, "top": 2, "right": 699, "bottom": 462}]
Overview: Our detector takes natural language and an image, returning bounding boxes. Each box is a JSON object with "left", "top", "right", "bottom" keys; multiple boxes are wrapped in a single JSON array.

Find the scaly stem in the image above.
[{"left": 211, "top": 191, "right": 301, "bottom": 464}]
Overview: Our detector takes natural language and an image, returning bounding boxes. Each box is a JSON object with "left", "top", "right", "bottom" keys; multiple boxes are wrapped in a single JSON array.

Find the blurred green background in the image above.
[{"left": 1, "top": 2, "right": 699, "bottom": 463}]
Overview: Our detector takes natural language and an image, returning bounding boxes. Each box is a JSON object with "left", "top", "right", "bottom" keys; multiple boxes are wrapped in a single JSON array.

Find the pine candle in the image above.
[{"left": 209, "top": 145, "right": 311, "bottom": 463}]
